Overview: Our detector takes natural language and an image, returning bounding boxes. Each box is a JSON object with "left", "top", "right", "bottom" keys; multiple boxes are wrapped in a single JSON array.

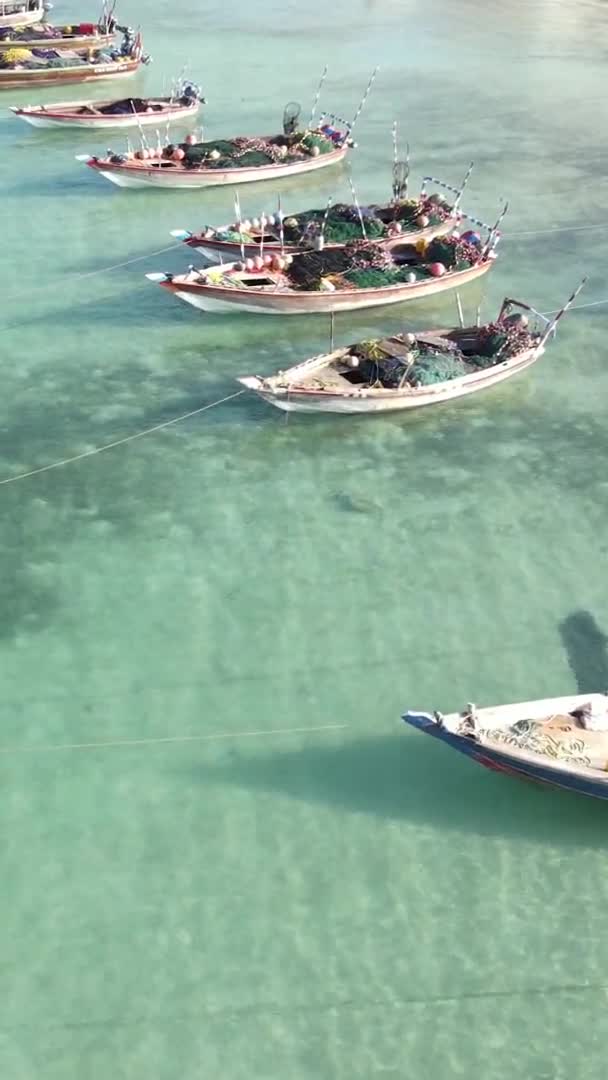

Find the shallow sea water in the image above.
[{"left": 1, "top": 0, "right": 608, "bottom": 1076}]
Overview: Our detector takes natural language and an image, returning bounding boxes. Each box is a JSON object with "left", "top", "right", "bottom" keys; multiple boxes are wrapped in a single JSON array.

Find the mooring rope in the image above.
[
  {"left": 0, "top": 389, "right": 245, "bottom": 487},
  {"left": 0, "top": 721, "right": 347, "bottom": 756},
  {"left": 0, "top": 240, "right": 185, "bottom": 307}
]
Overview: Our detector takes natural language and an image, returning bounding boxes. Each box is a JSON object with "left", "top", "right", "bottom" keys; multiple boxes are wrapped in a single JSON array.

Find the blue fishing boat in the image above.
[{"left": 403, "top": 694, "right": 608, "bottom": 800}]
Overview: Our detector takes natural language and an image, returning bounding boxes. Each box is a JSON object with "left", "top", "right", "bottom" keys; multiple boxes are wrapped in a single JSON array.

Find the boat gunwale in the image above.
[
  {"left": 86, "top": 141, "right": 350, "bottom": 178},
  {"left": 184, "top": 213, "right": 461, "bottom": 255},
  {"left": 12, "top": 97, "right": 200, "bottom": 120},
  {"left": 160, "top": 256, "right": 493, "bottom": 303}
]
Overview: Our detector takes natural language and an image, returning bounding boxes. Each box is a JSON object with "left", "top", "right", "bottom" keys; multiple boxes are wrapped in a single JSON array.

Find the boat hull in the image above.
[
  {"left": 84, "top": 143, "right": 349, "bottom": 189},
  {"left": 238, "top": 347, "right": 543, "bottom": 413},
  {"left": 12, "top": 99, "right": 199, "bottom": 128},
  {"left": 0, "top": 7, "right": 43, "bottom": 28},
  {"left": 158, "top": 259, "right": 492, "bottom": 315},
  {"left": 404, "top": 702, "right": 608, "bottom": 801},
  {"left": 185, "top": 216, "right": 460, "bottom": 261},
  {"left": 0, "top": 58, "right": 140, "bottom": 89},
  {"left": 0, "top": 30, "right": 113, "bottom": 52}
]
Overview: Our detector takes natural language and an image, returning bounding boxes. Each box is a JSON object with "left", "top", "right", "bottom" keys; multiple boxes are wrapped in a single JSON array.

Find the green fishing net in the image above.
[
  {"left": 409, "top": 351, "right": 473, "bottom": 385},
  {"left": 344, "top": 268, "right": 402, "bottom": 287}
]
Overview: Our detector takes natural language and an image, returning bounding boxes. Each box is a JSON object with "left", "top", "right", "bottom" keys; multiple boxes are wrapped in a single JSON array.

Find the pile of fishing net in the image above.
[
  {"left": 348, "top": 339, "right": 472, "bottom": 388},
  {"left": 342, "top": 240, "right": 431, "bottom": 288},
  {"left": 425, "top": 235, "right": 481, "bottom": 270},
  {"left": 287, "top": 241, "right": 434, "bottom": 291},
  {"left": 284, "top": 204, "right": 386, "bottom": 245},
  {"left": 174, "top": 131, "right": 334, "bottom": 170},
  {"left": 407, "top": 349, "right": 473, "bottom": 386},
  {"left": 0, "top": 47, "right": 32, "bottom": 64},
  {"left": 475, "top": 321, "right": 535, "bottom": 360},
  {"left": 287, "top": 248, "right": 350, "bottom": 289},
  {"left": 300, "top": 132, "right": 335, "bottom": 154},
  {"left": 392, "top": 193, "right": 454, "bottom": 229}
]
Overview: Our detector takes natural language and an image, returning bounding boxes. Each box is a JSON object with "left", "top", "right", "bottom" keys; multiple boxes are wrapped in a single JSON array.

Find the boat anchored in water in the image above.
[
  {"left": 237, "top": 282, "right": 584, "bottom": 414},
  {"left": 146, "top": 209, "right": 507, "bottom": 316},
  {"left": 76, "top": 68, "right": 377, "bottom": 189},
  {"left": 0, "top": 0, "right": 49, "bottom": 30},
  {"left": 0, "top": 9, "right": 116, "bottom": 52},
  {"left": 404, "top": 689, "right": 608, "bottom": 801},
  {"left": 12, "top": 80, "right": 203, "bottom": 129},
  {"left": 171, "top": 162, "right": 476, "bottom": 262},
  {"left": 0, "top": 26, "right": 149, "bottom": 88}
]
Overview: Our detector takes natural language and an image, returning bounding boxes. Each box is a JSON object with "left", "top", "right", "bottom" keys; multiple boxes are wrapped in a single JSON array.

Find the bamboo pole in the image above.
[
  {"left": 308, "top": 65, "right": 328, "bottom": 130},
  {"left": 348, "top": 175, "right": 367, "bottom": 240}
]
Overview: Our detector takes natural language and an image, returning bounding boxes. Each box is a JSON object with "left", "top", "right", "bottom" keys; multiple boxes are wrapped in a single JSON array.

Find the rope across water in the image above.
[
  {"left": 0, "top": 390, "right": 245, "bottom": 487},
  {"left": 0, "top": 215, "right": 606, "bottom": 487}
]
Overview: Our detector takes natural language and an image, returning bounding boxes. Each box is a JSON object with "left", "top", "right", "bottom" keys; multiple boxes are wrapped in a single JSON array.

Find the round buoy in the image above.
[
  {"left": 429, "top": 262, "right": 446, "bottom": 277},
  {"left": 310, "top": 145, "right": 320, "bottom": 157},
  {"left": 417, "top": 214, "right": 430, "bottom": 228},
  {"left": 185, "top": 133, "right": 197, "bottom": 146},
  {"left": 406, "top": 272, "right": 417, "bottom": 283},
  {"left": 263, "top": 254, "right": 273, "bottom": 267},
  {"left": 172, "top": 148, "right": 185, "bottom": 162},
  {"left": 245, "top": 258, "right": 254, "bottom": 272},
  {"left": 253, "top": 255, "right": 264, "bottom": 271}
]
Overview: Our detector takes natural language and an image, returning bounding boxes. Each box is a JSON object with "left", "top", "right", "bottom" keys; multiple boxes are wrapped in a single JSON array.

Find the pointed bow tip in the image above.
[
  {"left": 170, "top": 229, "right": 191, "bottom": 240},
  {"left": 75, "top": 153, "right": 93, "bottom": 163},
  {"left": 237, "top": 376, "right": 262, "bottom": 390},
  {"left": 145, "top": 272, "right": 168, "bottom": 283}
]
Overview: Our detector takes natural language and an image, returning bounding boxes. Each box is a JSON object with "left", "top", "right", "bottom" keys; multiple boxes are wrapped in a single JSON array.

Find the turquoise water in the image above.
[{"left": 2, "top": 1, "right": 608, "bottom": 1076}]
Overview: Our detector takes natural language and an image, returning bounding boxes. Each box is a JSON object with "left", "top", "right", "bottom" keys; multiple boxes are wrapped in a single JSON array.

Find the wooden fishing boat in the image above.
[
  {"left": 76, "top": 71, "right": 377, "bottom": 189},
  {"left": 0, "top": 0, "right": 47, "bottom": 29},
  {"left": 403, "top": 690, "right": 608, "bottom": 801},
  {"left": 79, "top": 125, "right": 352, "bottom": 189},
  {"left": 0, "top": 14, "right": 115, "bottom": 52},
  {"left": 11, "top": 81, "right": 203, "bottom": 128},
  {"left": 170, "top": 165, "right": 475, "bottom": 261},
  {"left": 0, "top": 27, "right": 148, "bottom": 88},
  {"left": 236, "top": 284, "right": 584, "bottom": 414},
  {"left": 146, "top": 215, "right": 507, "bottom": 316}
]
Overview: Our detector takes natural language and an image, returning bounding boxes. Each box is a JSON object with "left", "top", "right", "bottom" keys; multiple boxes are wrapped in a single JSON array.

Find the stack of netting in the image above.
[
  {"left": 475, "top": 322, "right": 534, "bottom": 360},
  {"left": 0, "top": 47, "right": 33, "bottom": 65},
  {"left": 301, "top": 132, "right": 335, "bottom": 154},
  {"left": 287, "top": 249, "right": 350, "bottom": 289},
  {"left": 426, "top": 235, "right": 480, "bottom": 270},
  {"left": 178, "top": 138, "right": 276, "bottom": 169},
  {"left": 408, "top": 348, "right": 473, "bottom": 386},
  {"left": 285, "top": 205, "right": 386, "bottom": 244}
]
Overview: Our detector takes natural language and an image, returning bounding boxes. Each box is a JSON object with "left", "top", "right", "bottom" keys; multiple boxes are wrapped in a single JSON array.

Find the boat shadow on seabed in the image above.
[
  {"left": 559, "top": 610, "right": 608, "bottom": 693},
  {"left": 177, "top": 610, "right": 608, "bottom": 845}
]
